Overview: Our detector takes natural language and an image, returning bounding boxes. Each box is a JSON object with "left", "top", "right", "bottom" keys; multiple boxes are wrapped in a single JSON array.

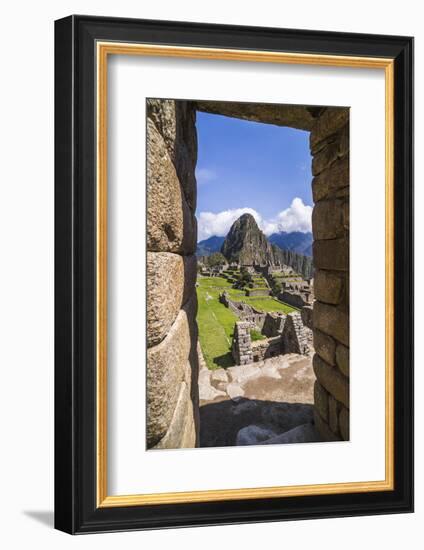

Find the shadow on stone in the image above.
[
  {"left": 213, "top": 352, "right": 234, "bottom": 369},
  {"left": 199, "top": 397, "right": 319, "bottom": 448}
]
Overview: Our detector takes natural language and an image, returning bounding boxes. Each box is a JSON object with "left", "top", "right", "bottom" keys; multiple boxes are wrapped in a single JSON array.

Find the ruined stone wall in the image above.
[
  {"left": 301, "top": 305, "right": 313, "bottom": 330},
  {"left": 310, "top": 108, "right": 350, "bottom": 441},
  {"left": 246, "top": 288, "right": 271, "bottom": 297},
  {"left": 219, "top": 291, "right": 266, "bottom": 328},
  {"left": 262, "top": 312, "right": 286, "bottom": 337},
  {"left": 281, "top": 312, "right": 313, "bottom": 355},
  {"left": 232, "top": 313, "right": 311, "bottom": 365},
  {"left": 279, "top": 290, "right": 311, "bottom": 309},
  {"left": 251, "top": 336, "right": 283, "bottom": 362},
  {"left": 231, "top": 322, "right": 254, "bottom": 365},
  {"left": 146, "top": 99, "right": 199, "bottom": 449}
]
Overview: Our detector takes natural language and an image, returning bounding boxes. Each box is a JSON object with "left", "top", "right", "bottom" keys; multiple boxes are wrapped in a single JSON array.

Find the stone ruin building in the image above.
[
  {"left": 199, "top": 264, "right": 227, "bottom": 277},
  {"left": 278, "top": 279, "right": 315, "bottom": 309},
  {"left": 223, "top": 289, "right": 313, "bottom": 366},
  {"left": 231, "top": 310, "right": 313, "bottom": 366},
  {"left": 219, "top": 291, "right": 267, "bottom": 328},
  {"left": 146, "top": 99, "right": 349, "bottom": 448}
]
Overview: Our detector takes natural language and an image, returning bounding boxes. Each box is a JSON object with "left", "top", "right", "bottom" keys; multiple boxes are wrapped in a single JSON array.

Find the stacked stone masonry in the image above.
[
  {"left": 146, "top": 99, "right": 199, "bottom": 449},
  {"left": 232, "top": 322, "right": 254, "bottom": 365},
  {"left": 231, "top": 312, "right": 312, "bottom": 366},
  {"left": 219, "top": 291, "right": 267, "bottom": 329},
  {"left": 282, "top": 312, "right": 313, "bottom": 356},
  {"left": 310, "top": 107, "right": 350, "bottom": 441}
]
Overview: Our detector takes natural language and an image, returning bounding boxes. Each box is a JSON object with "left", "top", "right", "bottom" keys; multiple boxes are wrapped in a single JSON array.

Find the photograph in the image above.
[{"left": 146, "top": 98, "right": 350, "bottom": 450}]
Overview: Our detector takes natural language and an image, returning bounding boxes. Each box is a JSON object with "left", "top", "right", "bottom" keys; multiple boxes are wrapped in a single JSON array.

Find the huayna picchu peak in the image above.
[{"left": 220, "top": 213, "right": 313, "bottom": 279}]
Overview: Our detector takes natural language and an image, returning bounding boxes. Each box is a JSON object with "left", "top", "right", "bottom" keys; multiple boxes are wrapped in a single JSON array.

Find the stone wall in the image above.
[
  {"left": 232, "top": 313, "right": 311, "bottom": 366},
  {"left": 301, "top": 305, "right": 313, "bottom": 329},
  {"left": 251, "top": 336, "right": 283, "bottom": 362},
  {"left": 246, "top": 288, "right": 271, "bottom": 297},
  {"left": 281, "top": 312, "right": 313, "bottom": 355},
  {"left": 279, "top": 290, "right": 311, "bottom": 309},
  {"left": 146, "top": 99, "right": 199, "bottom": 449},
  {"left": 262, "top": 312, "right": 286, "bottom": 337},
  {"left": 219, "top": 291, "right": 266, "bottom": 328},
  {"left": 231, "top": 322, "right": 254, "bottom": 365},
  {"left": 310, "top": 108, "right": 350, "bottom": 441}
]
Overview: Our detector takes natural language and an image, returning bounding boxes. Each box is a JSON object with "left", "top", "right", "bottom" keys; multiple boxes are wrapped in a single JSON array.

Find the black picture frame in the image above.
[{"left": 55, "top": 15, "right": 414, "bottom": 534}]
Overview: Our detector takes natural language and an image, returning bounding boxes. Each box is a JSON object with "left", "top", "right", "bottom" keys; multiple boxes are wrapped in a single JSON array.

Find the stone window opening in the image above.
[{"left": 146, "top": 98, "right": 349, "bottom": 449}]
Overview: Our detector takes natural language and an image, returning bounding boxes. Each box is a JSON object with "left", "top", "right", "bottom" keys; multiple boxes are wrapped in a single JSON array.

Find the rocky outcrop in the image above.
[
  {"left": 221, "top": 213, "right": 277, "bottom": 265},
  {"left": 220, "top": 213, "right": 313, "bottom": 278},
  {"left": 268, "top": 231, "right": 313, "bottom": 257}
]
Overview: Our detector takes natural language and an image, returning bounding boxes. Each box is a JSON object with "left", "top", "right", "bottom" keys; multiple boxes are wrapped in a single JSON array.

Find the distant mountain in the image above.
[
  {"left": 268, "top": 231, "right": 313, "bottom": 257},
  {"left": 221, "top": 213, "right": 277, "bottom": 266},
  {"left": 219, "top": 213, "right": 313, "bottom": 279},
  {"left": 196, "top": 235, "right": 225, "bottom": 256},
  {"left": 273, "top": 245, "right": 314, "bottom": 279}
]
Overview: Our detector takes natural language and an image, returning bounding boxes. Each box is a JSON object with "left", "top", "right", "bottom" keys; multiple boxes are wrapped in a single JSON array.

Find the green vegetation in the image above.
[
  {"left": 272, "top": 281, "right": 282, "bottom": 295},
  {"left": 250, "top": 329, "right": 265, "bottom": 341},
  {"left": 206, "top": 252, "right": 227, "bottom": 267},
  {"left": 196, "top": 277, "right": 237, "bottom": 369},
  {"left": 250, "top": 277, "right": 268, "bottom": 288},
  {"left": 196, "top": 275, "right": 298, "bottom": 369},
  {"left": 242, "top": 296, "right": 297, "bottom": 313},
  {"left": 233, "top": 267, "right": 252, "bottom": 289},
  {"left": 272, "top": 245, "right": 314, "bottom": 279}
]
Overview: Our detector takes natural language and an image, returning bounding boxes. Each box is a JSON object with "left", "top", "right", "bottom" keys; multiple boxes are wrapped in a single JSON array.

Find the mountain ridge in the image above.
[
  {"left": 219, "top": 213, "right": 313, "bottom": 278},
  {"left": 196, "top": 235, "right": 225, "bottom": 256},
  {"left": 268, "top": 231, "right": 313, "bottom": 257}
]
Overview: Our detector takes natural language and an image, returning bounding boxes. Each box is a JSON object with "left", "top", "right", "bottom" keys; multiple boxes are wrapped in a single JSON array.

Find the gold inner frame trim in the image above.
[{"left": 96, "top": 41, "right": 395, "bottom": 508}]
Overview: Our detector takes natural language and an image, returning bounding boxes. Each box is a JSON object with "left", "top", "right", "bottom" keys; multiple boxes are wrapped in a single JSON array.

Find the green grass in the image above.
[
  {"left": 250, "top": 280, "right": 268, "bottom": 288},
  {"left": 250, "top": 329, "right": 266, "bottom": 341},
  {"left": 197, "top": 276, "right": 234, "bottom": 291},
  {"left": 196, "top": 277, "right": 237, "bottom": 369},
  {"left": 241, "top": 297, "right": 297, "bottom": 313},
  {"left": 248, "top": 287, "right": 270, "bottom": 292},
  {"left": 273, "top": 275, "right": 302, "bottom": 282},
  {"left": 196, "top": 276, "right": 297, "bottom": 369}
]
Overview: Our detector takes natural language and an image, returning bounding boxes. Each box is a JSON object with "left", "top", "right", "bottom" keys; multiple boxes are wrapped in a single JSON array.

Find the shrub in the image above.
[{"left": 250, "top": 329, "right": 265, "bottom": 341}]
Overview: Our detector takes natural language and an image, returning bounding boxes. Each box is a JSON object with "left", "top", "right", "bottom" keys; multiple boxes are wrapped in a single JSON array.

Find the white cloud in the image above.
[
  {"left": 195, "top": 167, "right": 217, "bottom": 185},
  {"left": 197, "top": 198, "right": 312, "bottom": 242},
  {"left": 197, "top": 208, "right": 262, "bottom": 241},
  {"left": 272, "top": 197, "right": 312, "bottom": 234}
]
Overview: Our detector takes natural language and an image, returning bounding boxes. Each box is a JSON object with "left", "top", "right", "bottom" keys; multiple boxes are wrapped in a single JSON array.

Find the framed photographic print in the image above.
[{"left": 54, "top": 15, "right": 413, "bottom": 534}]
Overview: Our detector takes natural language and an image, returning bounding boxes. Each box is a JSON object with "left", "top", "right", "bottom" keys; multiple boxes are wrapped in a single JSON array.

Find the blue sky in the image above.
[{"left": 195, "top": 111, "right": 313, "bottom": 242}]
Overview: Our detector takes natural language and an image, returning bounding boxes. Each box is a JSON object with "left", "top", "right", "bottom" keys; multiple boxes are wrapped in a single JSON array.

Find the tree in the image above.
[
  {"left": 272, "top": 281, "right": 282, "bottom": 296},
  {"left": 233, "top": 268, "right": 252, "bottom": 289},
  {"left": 207, "top": 252, "right": 227, "bottom": 267}
]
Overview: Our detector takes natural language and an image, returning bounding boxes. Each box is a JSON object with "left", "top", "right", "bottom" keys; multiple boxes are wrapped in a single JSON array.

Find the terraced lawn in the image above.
[
  {"left": 241, "top": 296, "right": 297, "bottom": 313},
  {"left": 196, "top": 277, "right": 237, "bottom": 369},
  {"left": 196, "top": 276, "right": 297, "bottom": 369}
]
